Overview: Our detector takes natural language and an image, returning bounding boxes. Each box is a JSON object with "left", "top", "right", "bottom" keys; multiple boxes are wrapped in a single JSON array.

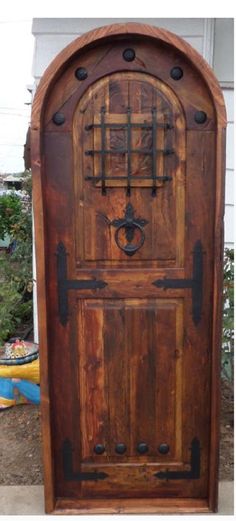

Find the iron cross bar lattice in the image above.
[{"left": 85, "top": 106, "right": 174, "bottom": 196}]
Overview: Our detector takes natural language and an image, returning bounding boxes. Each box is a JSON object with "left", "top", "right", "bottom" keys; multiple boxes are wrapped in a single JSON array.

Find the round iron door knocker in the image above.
[
  {"left": 114, "top": 221, "right": 145, "bottom": 256},
  {"left": 110, "top": 203, "right": 149, "bottom": 257}
]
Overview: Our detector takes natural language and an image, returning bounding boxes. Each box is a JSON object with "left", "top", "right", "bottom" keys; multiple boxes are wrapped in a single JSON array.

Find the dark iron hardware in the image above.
[
  {"left": 151, "top": 107, "right": 157, "bottom": 196},
  {"left": 123, "top": 48, "right": 136, "bottom": 61},
  {"left": 154, "top": 437, "right": 200, "bottom": 480},
  {"left": 75, "top": 67, "right": 88, "bottom": 80},
  {"left": 56, "top": 242, "right": 107, "bottom": 326},
  {"left": 115, "top": 443, "right": 127, "bottom": 454},
  {"left": 85, "top": 122, "right": 173, "bottom": 131},
  {"left": 153, "top": 240, "right": 203, "bottom": 325},
  {"left": 85, "top": 106, "right": 174, "bottom": 195},
  {"left": 85, "top": 148, "right": 174, "bottom": 156},
  {"left": 94, "top": 444, "right": 106, "bottom": 455},
  {"left": 85, "top": 175, "right": 172, "bottom": 182},
  {"left": 194, "top": 111, "right": 207, "bottom": 124},
  {"left": 158, "top": 443, "right": 169, "bottom": 454},
  {"left": 100, "top": 105, "right": 106, "bottom": 195},
  {"left": 170, "top": 66, "right": 183, "bottom": 80},
  {"left": 110, "top": 203, "right": 148, "bottom": 257},
  {"left": 62, "top": 439, "right": 108, "bottom": 481},
  {"left": 126, "top": 107, "right": 132, "bottom": 195},
  {"left": 52, "top": 112, "right": 65, "bottom": 125},
  {"left": 137, "top": 442, "right": 149, "bottom": 454}
]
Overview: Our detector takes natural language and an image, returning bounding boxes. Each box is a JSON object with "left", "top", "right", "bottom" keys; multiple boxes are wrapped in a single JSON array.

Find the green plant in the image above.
[
  {"left": 0, "top": 170, "right": 33, "bottom": 344},
  {"left": 0, "top": 265, "right": 31, "bottom": 342},
  {"left": 222, "top": 248, "right": 234, "bottom": 381},
  {"left": 0, "top": 192, "right": 22, "bottom": 240}
]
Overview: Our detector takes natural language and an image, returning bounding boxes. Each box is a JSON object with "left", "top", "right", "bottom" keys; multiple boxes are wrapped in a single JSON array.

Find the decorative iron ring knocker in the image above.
[
  {"left": 110, "top": 203, "right": 148, "bottom": 257},
  {"left": 114, "top": 221, "right": 145, "bottom": 256}
]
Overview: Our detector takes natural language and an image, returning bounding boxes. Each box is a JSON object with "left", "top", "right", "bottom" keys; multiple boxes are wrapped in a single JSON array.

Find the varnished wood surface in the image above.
[
  {"left": 78, "top": 299, "right": 182, "bottom": 466},
  {"left": 73, "top": 72, "right": 185, "bottom": 267},
  {"left": 208, "top": 127, "right": 227, "bottom": 512},
  {"left": 53, "top": 497, "right": 211, "bottom": 515},
  {"left": 31, "top": 23, "right": 226, "bottom": 514},
  {"left": 31, "top": 128, "right": 55, "bottom": 513}
]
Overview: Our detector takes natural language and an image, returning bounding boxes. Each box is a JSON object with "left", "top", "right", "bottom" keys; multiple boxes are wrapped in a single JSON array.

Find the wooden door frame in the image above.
[{"left": 31, "top": 22, "right": 226, "bottom": 514}]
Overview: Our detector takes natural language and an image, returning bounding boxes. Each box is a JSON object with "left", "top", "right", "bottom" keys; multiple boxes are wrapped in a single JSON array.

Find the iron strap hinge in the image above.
[
  {"left": 62, "top": 439, "right": 108, "bottom": 482},
  {"left": 56, "top": 242, "right": 107, "bottom": 326},
  {"left": 154, "top": 438, "right": 200, "bottom": 480},
  {"left": 152, "top": 240, "right": 203, "bottom": 325}
]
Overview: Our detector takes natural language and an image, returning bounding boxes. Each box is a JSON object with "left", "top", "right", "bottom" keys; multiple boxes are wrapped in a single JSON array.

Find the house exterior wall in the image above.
[{"left": 213, "top": 19, "right": 234, "bottom": 249}]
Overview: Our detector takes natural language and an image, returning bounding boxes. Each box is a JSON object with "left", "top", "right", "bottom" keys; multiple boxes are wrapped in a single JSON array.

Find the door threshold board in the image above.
[{"left": 51, "top": 497, "right": 213, "bottom": 515}]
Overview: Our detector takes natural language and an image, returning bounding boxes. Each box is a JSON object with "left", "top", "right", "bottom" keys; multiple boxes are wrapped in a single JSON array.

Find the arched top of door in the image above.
[{"left": 31, "top": 22, "right": 227, "bottom": 130}]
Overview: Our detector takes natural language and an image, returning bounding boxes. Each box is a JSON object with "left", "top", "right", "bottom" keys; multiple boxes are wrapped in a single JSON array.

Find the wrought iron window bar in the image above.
[
  {"left": 85, "top": 149, "right": 174, "bottom": 155},
  {"left": 85, "top": 175, "right": 172, "bottom": 181},
  {"left": 85, "top": 106, "right": 174, "bottom": 196},
  {"left": 85, "top": 123, "right": 174, "bottom": 130}
]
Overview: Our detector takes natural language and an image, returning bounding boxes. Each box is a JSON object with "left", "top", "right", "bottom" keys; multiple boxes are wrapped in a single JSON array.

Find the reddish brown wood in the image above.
[
  {"left": 208, "top": 127, "right": 227, "bottom": 512},
  {"left": 31, "top": 23, "right": 226, "bottom": 514},
  {"left": 54, "top": 497, "right": 211, "bottom": 514}
]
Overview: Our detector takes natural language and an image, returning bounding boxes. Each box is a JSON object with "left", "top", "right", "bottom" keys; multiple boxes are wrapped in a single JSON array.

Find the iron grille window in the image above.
[{"left": 85, "top": 106, "right": 174, "bottom": 196}]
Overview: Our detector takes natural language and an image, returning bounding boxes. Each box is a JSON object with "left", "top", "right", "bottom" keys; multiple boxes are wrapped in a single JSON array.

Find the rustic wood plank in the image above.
[
  {"left": 103, "top": 301, "right": 130, "bottom": 455},
  {"left": 129, "top": 302, "right": 156, "bottom": 456},
  {"left": 155, "top": 304, "right": 179, "bottom": 460},
  {"left": 31, "top": 127, "right": 55, "bottom": 514},
  {"left": 208, "top": 127, "right": 226, "bottom": 512},
  {"left": 54, "top": 496, "right": 211, "bottom": 514},
  {"left": 78, "top": 300, "right": 107, "bottom": 460}
]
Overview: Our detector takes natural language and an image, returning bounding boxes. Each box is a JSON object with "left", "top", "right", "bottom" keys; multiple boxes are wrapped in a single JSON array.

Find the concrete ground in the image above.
[{"left": 0, "top": 482, "right": 233, "bottom": 515}]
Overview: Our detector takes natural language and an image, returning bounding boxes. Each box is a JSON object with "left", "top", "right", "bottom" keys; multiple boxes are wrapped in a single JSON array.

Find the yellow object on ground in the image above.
[
  {"left": 0, "top": 394, "right": 28, "bottom": 408},
  {"left": 0, "top": 358, "right": 40, "bottom": 383}
]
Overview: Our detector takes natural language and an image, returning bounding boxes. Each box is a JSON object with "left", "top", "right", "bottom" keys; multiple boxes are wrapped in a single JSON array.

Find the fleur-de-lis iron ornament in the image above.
[{"left": 110, "top": 203, "right": 148, "bottom": 256}]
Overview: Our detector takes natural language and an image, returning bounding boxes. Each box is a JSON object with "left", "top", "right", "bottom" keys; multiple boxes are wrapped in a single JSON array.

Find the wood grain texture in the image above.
[
  {"left": 78, "top": 298, "right": 182, "bottom": 474},
  {"left": 31, "top": 128, "right": 55, "bottom": 513},
  {"left": 31, "top": 22, "right": 226, "bottom": 514},
  {"left": 73, "top": 72, "right": 185, "bottom": 266},
  {"left": 208, "top": 127, "right": 226, "bottom": 512},
  {"left": 54, "top": 497, "right": 210, "bottom": 514}
]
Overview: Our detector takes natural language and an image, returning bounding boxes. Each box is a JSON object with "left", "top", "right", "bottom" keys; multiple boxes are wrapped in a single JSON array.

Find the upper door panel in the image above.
[{"left": 73, "top": 72, "right": 185, "bottom": 266}]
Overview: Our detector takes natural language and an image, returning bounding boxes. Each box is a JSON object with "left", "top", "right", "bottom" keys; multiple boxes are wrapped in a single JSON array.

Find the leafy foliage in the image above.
[
  {"left": 222, "top": 248, "right": 234, "bottom": 381},
  {"left": 0, "top": 192, "right": 22, "bottom": 240},
  {"left": 0, "top": 171, "right": 33, "bottom": 344}
]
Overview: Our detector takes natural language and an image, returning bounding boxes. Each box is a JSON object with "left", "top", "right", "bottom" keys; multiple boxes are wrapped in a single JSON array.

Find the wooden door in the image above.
[{"left": 32, "top": 24, "right": 226, "bottom": 514}]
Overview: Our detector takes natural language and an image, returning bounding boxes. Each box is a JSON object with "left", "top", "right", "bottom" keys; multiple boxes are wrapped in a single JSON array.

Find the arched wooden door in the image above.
[{"left": 32, "top": 23, "right": 226, "bottom": 514}]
